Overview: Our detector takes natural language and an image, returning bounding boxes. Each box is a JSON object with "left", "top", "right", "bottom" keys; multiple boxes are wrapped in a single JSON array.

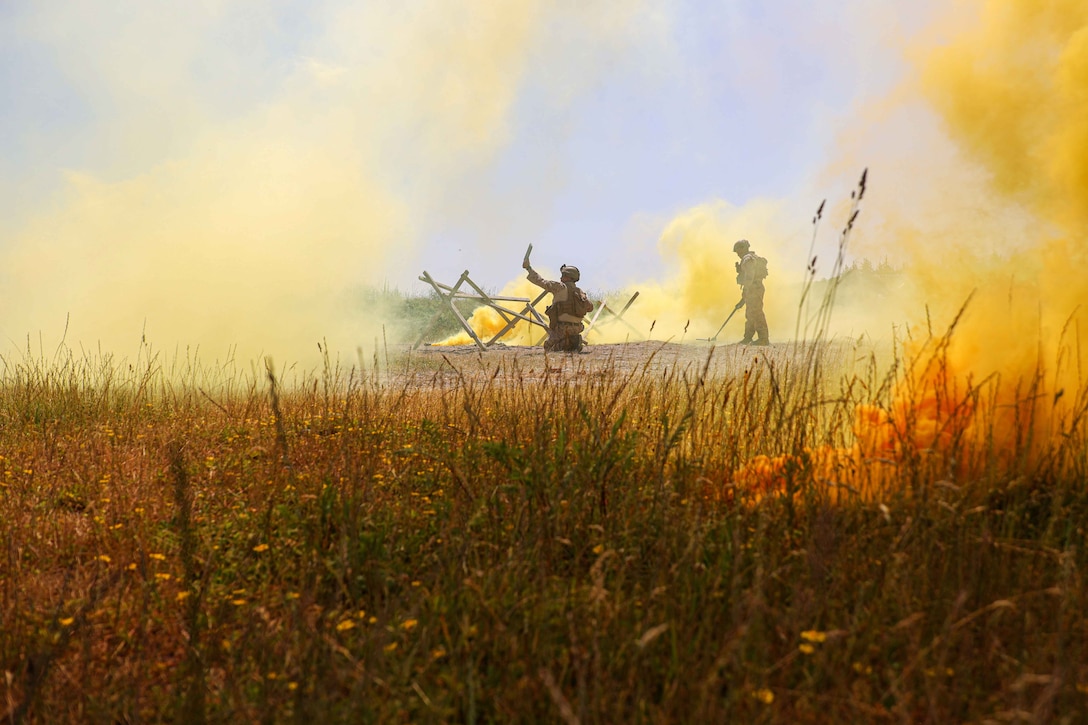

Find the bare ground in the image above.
[{"left": 392, "top": 340, "right": 810, "bottom": 387}]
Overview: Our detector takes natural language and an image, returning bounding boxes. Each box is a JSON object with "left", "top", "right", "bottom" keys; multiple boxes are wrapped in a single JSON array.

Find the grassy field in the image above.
[{"left": 1, "top": 326, "right": 1086, "bottom": 724}]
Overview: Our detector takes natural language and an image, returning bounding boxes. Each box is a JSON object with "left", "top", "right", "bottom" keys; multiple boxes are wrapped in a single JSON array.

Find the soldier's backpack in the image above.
[{"left": 751, "top": 254, "right": 769, "bottom": 281}]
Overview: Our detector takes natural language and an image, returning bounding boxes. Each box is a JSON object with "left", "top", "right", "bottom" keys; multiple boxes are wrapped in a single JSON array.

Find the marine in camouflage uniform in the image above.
[
  {"left": 524, "top": 262, "right": 591, "bottom": 352},
  {"left": 734, "top": 239, "right": 769, "bottom": 346}
]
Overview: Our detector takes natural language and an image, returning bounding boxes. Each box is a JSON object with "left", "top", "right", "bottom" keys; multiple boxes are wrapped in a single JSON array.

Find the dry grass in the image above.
[{"left": 1, "top": 328, "right": 1086, "bottom": 723}]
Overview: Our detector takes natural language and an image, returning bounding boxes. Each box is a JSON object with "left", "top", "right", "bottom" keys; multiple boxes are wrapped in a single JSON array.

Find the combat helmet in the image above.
[
  {"left": 733, "top": 239, "right": 750, "bottom": 254},
  {"left": 560, "top": 264, "right": 580, "bottom": 282}
]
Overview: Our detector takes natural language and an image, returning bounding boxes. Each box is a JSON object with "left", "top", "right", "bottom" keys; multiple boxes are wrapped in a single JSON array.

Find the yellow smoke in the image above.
[
  {"left": 923, "top": 2, "right": 1088, "bottom": 236},
  {"left": 0, "top": 1, "right": 660, "bottom": 370},
  {"left": 5, "top": 140, "right": 407, "bottom": 367},
  {"left": 912, "top": 0, "right": 1087, "bottom": 399}
]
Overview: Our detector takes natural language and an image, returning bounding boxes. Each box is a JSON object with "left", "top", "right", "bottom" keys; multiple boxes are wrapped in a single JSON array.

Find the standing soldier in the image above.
[
  {"left": 733, "top": 239, "right": 770, "bottom": 346},
  {"left": 523, "top": 256, "right": 594, "bottom": 352}
]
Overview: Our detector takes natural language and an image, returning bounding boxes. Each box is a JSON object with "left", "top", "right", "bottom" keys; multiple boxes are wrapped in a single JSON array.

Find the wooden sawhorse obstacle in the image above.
[
  {"left": 413, "top": 270, "right": 642, "bottom": 350},
  {"left": 583, "top": 291, "right": 642, "bottom": 341},
  {"left": 414, "top": 270, "right": 550, "bottom": 351}
]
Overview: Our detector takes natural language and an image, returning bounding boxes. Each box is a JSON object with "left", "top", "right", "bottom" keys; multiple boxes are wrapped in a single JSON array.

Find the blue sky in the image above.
[{"left": 394, "top": 0, "right": 929, "bottom": 283}]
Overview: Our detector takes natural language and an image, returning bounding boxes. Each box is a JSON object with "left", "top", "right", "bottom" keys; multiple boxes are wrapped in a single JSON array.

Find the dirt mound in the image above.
[{"left": 399, "top": 340, "right": 791, "bottom": 385}]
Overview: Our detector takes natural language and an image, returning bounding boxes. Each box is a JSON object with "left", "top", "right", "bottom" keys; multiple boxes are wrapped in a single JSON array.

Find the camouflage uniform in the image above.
[
  {"left": 526, "top": 267, "right": 589, "bottom": 352},
  {"left": 735, "top": 244, "right": 769, "bottom": 345}
]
